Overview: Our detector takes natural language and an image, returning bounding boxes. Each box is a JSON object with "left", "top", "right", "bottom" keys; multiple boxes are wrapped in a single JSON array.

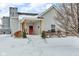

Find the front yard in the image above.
[{"left": 0, "top": 34, "right": 79, "bottom": 56}]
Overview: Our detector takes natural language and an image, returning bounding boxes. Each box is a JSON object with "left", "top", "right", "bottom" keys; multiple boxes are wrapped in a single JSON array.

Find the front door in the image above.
[{"left": 29, "top": 26, "right": 33, "bottom": 35}]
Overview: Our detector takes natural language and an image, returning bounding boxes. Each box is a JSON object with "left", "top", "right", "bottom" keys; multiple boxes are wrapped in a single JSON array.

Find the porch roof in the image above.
[{"left": 20, "top": 16, "right": 44, "bottom": 23}]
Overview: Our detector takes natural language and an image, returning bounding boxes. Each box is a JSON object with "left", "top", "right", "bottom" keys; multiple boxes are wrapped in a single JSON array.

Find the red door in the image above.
[{"left": 29, "top": 26, "right": 33, "bottom": 35}]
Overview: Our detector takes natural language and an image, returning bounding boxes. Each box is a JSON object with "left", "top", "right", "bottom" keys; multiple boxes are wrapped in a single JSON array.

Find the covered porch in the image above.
[{"left": 21, "top": 17, "right": 44, "bottom": 35}]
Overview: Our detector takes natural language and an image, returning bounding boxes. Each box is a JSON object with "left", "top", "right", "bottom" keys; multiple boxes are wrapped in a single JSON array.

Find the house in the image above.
[
  {"left": 9, "top": 7, "right": 44, "bottom": 35},
  {"left": 38, "top": 6, "right": 62, "bottom": 33},
  {"left": 19, "top": 6, "right": 64, "bottom": 35},
  {"left": 1, "top": 6, "right": 62, "bottom": 36},
  {"left": 20, "top": 16, "right": 44, "bottom": 35},
  {"left": 1, "top": 17, "right": 11, "bottom": 34}
]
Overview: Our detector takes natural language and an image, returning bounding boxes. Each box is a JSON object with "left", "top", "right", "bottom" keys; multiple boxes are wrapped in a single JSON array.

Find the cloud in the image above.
[
  {"left": 0, "top": 3, "right": 52, "bottom": 17},
  {"left": 0, "top": 0, "right": 52, "bottom": 3},
  {"left": 18, "top": 3, "right": 52, "bottom": 13},
  {"left": 0, "top": 3, "right": 52, "bottom": 25}
]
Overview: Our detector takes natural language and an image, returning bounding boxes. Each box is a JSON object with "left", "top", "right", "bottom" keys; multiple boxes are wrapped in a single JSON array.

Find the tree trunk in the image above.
[{"left": 77, "top": 4, "right": 79, "bottom": 33}]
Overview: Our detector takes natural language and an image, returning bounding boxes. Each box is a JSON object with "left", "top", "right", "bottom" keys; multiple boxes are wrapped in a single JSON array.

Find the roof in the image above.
[
  {"left": 39, "top": 6, "right": 54, "bottom": 17},
  {"left": 20, "top": 16, "right": 44, "bottom": 23},
  {"left": 1, "top": 16, "right": 10, "bottom": 20},
  {"left": 18, "top": 12, "right": 38, "bottom": 16}
]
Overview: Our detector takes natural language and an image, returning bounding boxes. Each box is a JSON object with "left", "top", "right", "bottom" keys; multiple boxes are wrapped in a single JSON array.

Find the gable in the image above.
[{"left": 39, "top": 6, "right": 55, "bottom": 17}]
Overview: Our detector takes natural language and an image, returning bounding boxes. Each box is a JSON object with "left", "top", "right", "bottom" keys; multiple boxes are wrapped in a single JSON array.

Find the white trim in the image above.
[{"left": 39, "top": 6, "right": 54, "bottom": 17}]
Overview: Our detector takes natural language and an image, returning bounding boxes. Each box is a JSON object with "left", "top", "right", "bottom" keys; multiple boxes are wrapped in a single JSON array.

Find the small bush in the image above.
[
  {"left": 22, "top": 31, "right": 27, "bottom": 38},
  {"left": 41, "top": 31, "right": 46, "bottom": 39},
  {"left": 14, "top": 31, "right": 22, "bottom": 38}
]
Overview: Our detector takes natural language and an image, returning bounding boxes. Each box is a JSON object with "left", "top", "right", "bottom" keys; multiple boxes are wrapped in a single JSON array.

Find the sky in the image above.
[
  {"left": 0, "top": 3, "right": 52, "bottom": 17},
  {"left": 0, "top": 3, "right": 52, "bottom": 24}
]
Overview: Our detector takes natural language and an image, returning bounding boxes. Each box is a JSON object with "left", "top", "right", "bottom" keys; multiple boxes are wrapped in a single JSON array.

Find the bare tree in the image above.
[{"left": 53, "top": 3, "right": 79, "bottom": 36}]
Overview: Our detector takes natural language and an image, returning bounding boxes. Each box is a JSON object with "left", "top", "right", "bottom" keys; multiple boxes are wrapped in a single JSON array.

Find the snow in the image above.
[{"left": 0, "top": 35, "right": 79, "bottom": 56}]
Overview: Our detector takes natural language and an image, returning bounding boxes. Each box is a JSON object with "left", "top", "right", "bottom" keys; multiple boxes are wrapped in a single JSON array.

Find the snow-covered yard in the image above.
[{"left": 0, "top": 35, "right": 79, "bottom": 56}]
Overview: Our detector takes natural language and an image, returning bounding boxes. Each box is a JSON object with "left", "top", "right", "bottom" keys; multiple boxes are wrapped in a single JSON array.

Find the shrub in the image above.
[
  {"left": 22, "top": 30, "right": 27, "bottom": 38},
  {"left": 41, "top": 31, "right": 46, "bottom": 39},
  {"left": 14, "top": 31, "right": 22, "bottom": 38}
]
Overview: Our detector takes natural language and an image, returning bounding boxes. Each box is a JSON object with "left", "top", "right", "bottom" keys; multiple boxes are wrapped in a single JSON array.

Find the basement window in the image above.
[
  {"left": 51, "top": 24, "right": 55, "bottom": 32},
  {"left": 3, "top": 32, "right": 5, "bottom": 34}
]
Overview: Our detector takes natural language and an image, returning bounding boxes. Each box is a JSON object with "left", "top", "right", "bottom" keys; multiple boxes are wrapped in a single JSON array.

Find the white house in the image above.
[
  {"left": 38, "top": 6, "right": 62, "bottom": 33},
  {"left": 9, "top": 7, "right": 44, "bottom": 35},
  {"left": 1, "top": 6, "right": 62, "bottom": 35},
  {"left": 19, "top": 6, "right": 62, "bottom": 35},
  {"left": 1, "top": 17, "right": 11, "bottom": 34},
  {"left": 20, "top": 16, "right": 44, "bottom": 35},
  {"left": 9, "top": 7, "right": 21, "bottom": 35}
]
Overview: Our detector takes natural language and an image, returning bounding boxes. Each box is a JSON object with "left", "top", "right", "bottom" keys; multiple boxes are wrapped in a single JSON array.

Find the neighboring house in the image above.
[
  {"left": 1, "top": 17, "right": 11, "bottom": 34},
  {"left": 9, "top": 7, "right": 20, "bottom": 35}
]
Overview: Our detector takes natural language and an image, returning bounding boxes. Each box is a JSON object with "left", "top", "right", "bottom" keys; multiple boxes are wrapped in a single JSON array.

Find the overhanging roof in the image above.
[
  {"left": 39, "top": 6, "right": 54, "bottom": 17},
  {"left": 20, "top": 16, "right": 44, "bottom": 23},
  {"left": 18, "top": 12, "right": 38, "bottom": 16}
]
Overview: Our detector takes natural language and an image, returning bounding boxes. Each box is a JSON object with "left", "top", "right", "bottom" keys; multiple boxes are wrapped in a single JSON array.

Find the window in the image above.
[
  {"left": 38, "top": 26, "right": 40, "bottom": 28},
  {"left": 51, "top": 24, "right": 55, "bottom": 32},
  {"left": 12, "top": 12, "right": 14, "bottom": 17},
  {"left": 3, "top": 32, "right": 5, "bottom": 34},
  {"left": 10, "top": 32, "right": 11, "bottom": 34}
]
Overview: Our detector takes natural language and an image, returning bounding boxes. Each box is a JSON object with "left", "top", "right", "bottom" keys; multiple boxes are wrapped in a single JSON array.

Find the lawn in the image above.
[{"left": 0, "top": 34, "right": 79, "bottom": 56}]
